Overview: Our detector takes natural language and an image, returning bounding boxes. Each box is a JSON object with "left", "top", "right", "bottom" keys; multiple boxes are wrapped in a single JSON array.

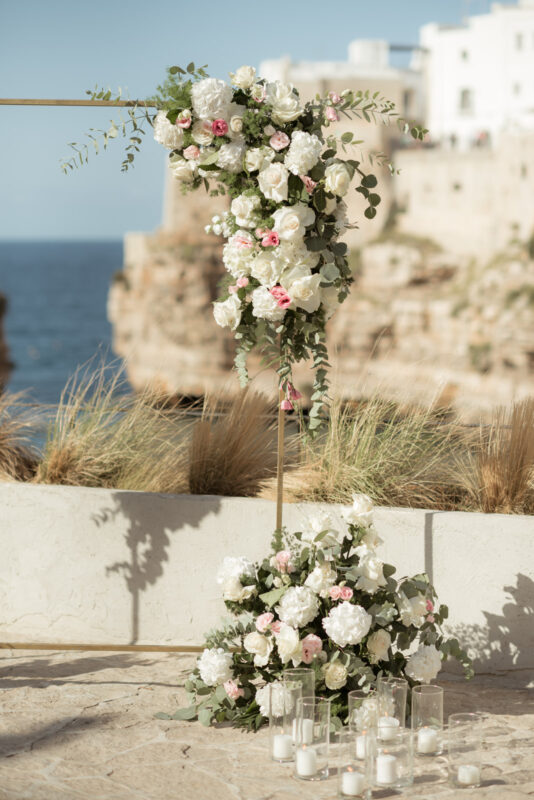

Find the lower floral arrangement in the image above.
[{"left": 158, "top": 495, "right": 472, "bottom": 730}]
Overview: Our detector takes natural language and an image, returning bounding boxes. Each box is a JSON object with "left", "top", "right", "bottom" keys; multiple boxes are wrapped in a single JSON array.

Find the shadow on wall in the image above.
[{"left": 92, "top": 493, "right": 222, "bottom": 644}]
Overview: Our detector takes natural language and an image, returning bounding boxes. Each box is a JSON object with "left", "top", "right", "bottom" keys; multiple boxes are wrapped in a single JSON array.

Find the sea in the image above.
[{"left": 0, "top": 240, "right": 124, "bottom": 407}]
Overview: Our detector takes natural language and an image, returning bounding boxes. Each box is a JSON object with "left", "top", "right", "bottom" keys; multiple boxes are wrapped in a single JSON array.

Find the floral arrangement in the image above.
[
  {"left": 159, "top": 495, "right": 472, "bottom": 730},
  {"left": 65, "top": 63, "right": 425, "bottom": 426}
]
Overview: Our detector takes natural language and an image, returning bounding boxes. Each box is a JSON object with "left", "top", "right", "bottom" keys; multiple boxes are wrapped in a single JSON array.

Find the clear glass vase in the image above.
[
  {"left": 412, "top": 685, "right": 444, "bottom": 756},
  {"left": 294, "top": 696, "right": 331, "bottom": 781}
]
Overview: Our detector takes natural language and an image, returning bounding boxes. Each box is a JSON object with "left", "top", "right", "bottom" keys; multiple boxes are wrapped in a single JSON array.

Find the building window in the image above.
[
  {"left": 515, "top": 32, "right": 523, "bottom": 50},
  {"left": 459, "top": 88, "right": 473, "bottom": 113}
]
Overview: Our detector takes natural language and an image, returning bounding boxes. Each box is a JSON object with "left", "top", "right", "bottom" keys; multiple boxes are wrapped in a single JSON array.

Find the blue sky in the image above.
[{"left": 0, "top": 0, "right": 491, "bottom": 240}]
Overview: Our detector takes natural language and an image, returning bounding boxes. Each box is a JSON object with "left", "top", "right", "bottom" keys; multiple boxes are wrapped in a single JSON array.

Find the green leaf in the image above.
[
  {"left": 187, "top": 62, "right": 195, "bottom": 74},
  {"left": 171, "top": 705, "right": 198, "bottom": 721},
  {"left": 198, "top": 707, "right": 213, "bottom": 727},
  {"left": 361, "top": 174, "right": 377, "bottom": 188},
  {"left": 258, "top": 586, "right": 287, "bottom": 608},
  {"left": 341, "top": 132, "right": 353, "bottom": 144},
  {"left": 364, "top": 206, "right": 377, "bottom": 220},
  {"left": 199, "top": 150, "right": 219, "bottom": 166},
  {"left": 154, "top": 712, "right": 172, "bottom": 720},
  {"left": 368, "top": 193, "right": 381, "bottom": 207},
  {"left": 306, "top": 237, "right": 327, "bottom": 252}
]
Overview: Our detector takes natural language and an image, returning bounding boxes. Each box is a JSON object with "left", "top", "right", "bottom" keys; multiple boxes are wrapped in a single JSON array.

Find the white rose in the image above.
[
  {"left": 256, "top": 681, "right": 291, "bottom": 718},
  {"left": 301, "top": 510, "right": 345, "bottom": 547},
  {"left": 250, "top": 251, "right": 283, "bottom": 288},
  {"left": 304, "top": 562, "right": 337, "bottom": 598},
  {"left": 230, "top": 115, "right": 243, "bottom": 133},
  {"left": 397, "top": 592, "right": 428, "bottom": 628},
  {"left": 284, "top": 131, "right": 322, "bottom": 175},
  {"left": 230, "top": 194, "right": 261, "bottom": 228},
  {"left": 216, "top": 555, "right": 256, "bottom": 585},
  {"left": 230, "top": 65, "right": 256, "bottom": 90},
  {"left": 217, "top": 138, "right": 246, "bottom": 173},
  {"left": 276, "top": 586, "right": 320, "bottom": 628},
  {"left": 281, "top": 266, "right": 322, "bottom": 313},
  {"left": 213, "top": 295, "right": 242, "bottom": 331},
  {"left": 272, "top": 203, "right": 315, "bottom": 242},
  {"left": 258, "top": 162, "right": 289, "bottom": 203},
  {"left": 353, "top": 545, "right": 387, "bottom": 594},
  {"left": 367, "top": 629, "right": 392, "bottom": 664},
  {"left": 322, "top": 661, "right": 348, "bottom": 690},
  {"left": 321, "top": 286, "right": 341, "bottom": 320},
  {"left": 405, "top": 644, "right": 442, "bottom": 684},
  {"left": 245, "top": 146, "right": 275, "bottom": 173},
  {"left": 170, "top": 156, "right": 197, "bottom": 184},
  {"left": 264, "top": 124, "right": 276, "bottom": 136},
  {"left": 244, "top": 631, "right": 273, "bottom": 667},
  {"left": 191, "top": 119, "right": 214, "bottom": 146},
  {"left": 266, "top": 81, "right": 303, "bottom": 124},
  {"left": 322, "top": 601, "right": 372, "bottom": 647},
  {"left": 324, "top": 195, "right": 337, "bottom": 215},
  {"left": 153, "top": 111, "right": 184, "bottom": 150},
  {"left": 342, "top": 493, "right": 374, "bottom": 528},
  {"left": 222, "top": 576, "right": 256, "bottom": 602},
  {"left": 197, "top": 647, "right": 233, "bottom": 686},
  {"left": 191, "top": 77, "right": 233, "bottom": 120},
  {"left": 325, "top": 162, "right": 352, "bottom": 197},
  {"left": 283, "top": 240, "right": 320, "bottom": 270},
  {"left": 251, "top": 286, "right": 286, "bottom": 322},
  {"left": 276, "top": 623, "right": 302, "bottom": 666}
]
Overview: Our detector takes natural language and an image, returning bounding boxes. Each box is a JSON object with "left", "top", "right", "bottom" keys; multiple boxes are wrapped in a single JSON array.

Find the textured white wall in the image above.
[{"left": 0, "top": 483, "right": 532, "bottom": 678}]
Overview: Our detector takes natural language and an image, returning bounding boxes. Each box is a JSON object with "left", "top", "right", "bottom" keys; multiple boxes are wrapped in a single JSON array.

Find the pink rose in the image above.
[
  {"left": 275, "top": 550, "right": 292, "bottom": 573},
  {"left": 228, "top": 285, "right": 238, "bottom": 294},
  {"left": 300, "top": 175, "right": 317, "bottom": 194},
  {"left": 329, "top": 586, "right": 342, "bottom": 601},
  {"left": 256, "top": 612, "right": 274, "bottom": 632},
  {"left": 261, "top": 230, "right": 280, "bottom": 247},
  {"left": 271, "top": 620, "right": 283, "bottom": 635},
  {"left": 270, "top": 131, "right": 290, "bottom": 151},
  {"left": 236, "top": 276, "right": 249, "bottom": 288},
  {"left": 426, "top": 615, "right": 435, "bottom": 624},
  {"left": 270, "top": 286, "right": 292, "bottom": 309},
  {"left": 255, "top": 227, "right": 265, "bottom": 237},
  {"left": 302, "top": 633, "right": 323, "bottom": 664},
  {"left": 329, "top": 92, "right": 342, "bottom": 105},
  {"left": 340, "top": 586, "right": 353, "bottom": 601},
  {"left": 176, "top": 110, "right": 192, "bottom": 129},
  {"left": 212, "top": 118, "right": 229, "bottom": 136},
  {"left": 224, "top": 679, "right": 244, "bottom": 700},
  {"left": 326, "top": 107, "right": 339, "bottom": 122},
  {"left": 426, "top": 599, "right": 434, "bottom": 612},
  {"left": 183, "top": 145, "right": 200, "bottom": 160}
]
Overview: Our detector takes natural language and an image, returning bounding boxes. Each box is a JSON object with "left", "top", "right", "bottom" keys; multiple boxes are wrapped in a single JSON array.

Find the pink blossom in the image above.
[
  {"left": 329, "top": 586, "right": 342, "bottom": 601},
  {"left": 326, "top": 107, "right": 339, "bottom": 122},
  {"left": 228, "top": 285, "right": 238, "bottom": 294},
  {"left": 287, "top": 383, "right": 302, "bottom": 401},
  {"left": 256, "top": 612, "right": 274, "bottom": 632},
  {"left": 329, "top": 92, "right": 342, "bottom": 105},
  {"left": 224, "top": 679, "right": 244, "bottom": 700},
  {"left": 270, "top": 286, "right": 292, "bottom": 308},
  {"left": 176, "top": 111, "right": 192, "bottom": 129},
  {"left": 426, "top": 599, "right": 434, "bottom": 612},
  {"left": 183, "top": 145, "right": 200, "bottom": 160},
  {"left": 255, "top": 227, "right": 265, "bottom": 238},
  {"left": 340, "top": 586, "right": 353, "bottom": 601},
  {"left": 275, "top": 550, "right": 293, "bottom": 573},
  {"left": 261, "top": 230, "right": 280, "bottom": 247},
  {"left": 232, "top": 233, "right": 254, "bottom": 249},
  {"left": 269, "top": 131, "right": 290, "bottom": 151},
  {"left": 300, "top": 175, "right": 317, "bottom": 194},
  {"left": 236, "top": 276, "right": 249, "bottom": 288},
  {"left": 426, "top": 614, "right": 435, "bottom": 624},
  {"left": 271, "top": 621, "right": 283, "bottom": 635},
  {"left": 212, "top": 118, "right": 229, "bottom": 137},
  {"left": 302, "top": 634, "right": 323, "bottom": 664},
  {"left": 281, "top": 399, "right": 293, "bottom": 411}
]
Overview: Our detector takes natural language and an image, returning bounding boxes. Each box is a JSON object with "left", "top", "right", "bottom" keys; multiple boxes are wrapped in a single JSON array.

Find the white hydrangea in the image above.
[
  {"left": 255, "top": 681, "right": 293, "bottom": 718},
  {"left": 367, "top": 629, "right": 392, "bottom": 664},
  {"left": 216, "top": 556, "right": 256, "bottom": 585},
  {"left": 191, "top": 77, "right": 233, "bottom": 120},
  {"left": 230, "top": 194, "right": 261, "bottom": 228},
  {"left": 284, "top": 240, "right": 320, "bottom": 270},
  {"left": 213, "top": 295, "right": 242, "bottom": 331},
  {"left": 276, "top": 623, "right": 302, "bottom": 666},
  {"left": 153, "top": 111, "right": 185, "bottom": 150},
  {"left": 284, "top": 131, "right": 323, "bottom": 175},
  {"left": 197, "top": 647, "right": 233, "bottom": 686},
  {"left": 266, "top": 81, "right": 303, "bottom": 124},
  {"left": 353, "top": 545, "right": 387, "bottom": 594},
  {"left": 251, "top": 286, "right": 286, "bottom": 323},
  {"left": 243, "top": 631, "right": 273, "bottom": 667},
  {"left": 217, "top": 138, "right": 246, "bottom": 173},
  {"left": 276, "top": 586, "right": 320, "bottom": 628},
  {"left": 305, "top": 562, "right": 337, "bottom": 598},
  {"left": 222, "top": 234, "right": 255, "bottom": 279},
  {"left": 405, "top": 644, "right": 442, "bottom": 683},
  {"left": 322, "top": 601, "right": 372, "bottom": 647},
  {"left": 342, "top": 493, "right": 374, "bottom": 528},
  {"left": 397, "top": 592, "right": 428, "bottom": 628},
  {"left": 281, "top": 266, "right": 322, "bottom": 313}
]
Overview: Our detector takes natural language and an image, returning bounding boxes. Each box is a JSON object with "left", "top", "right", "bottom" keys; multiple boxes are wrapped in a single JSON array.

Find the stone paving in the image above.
[{"left": 0, "top": 650, "right": 533, "bottom": 800}]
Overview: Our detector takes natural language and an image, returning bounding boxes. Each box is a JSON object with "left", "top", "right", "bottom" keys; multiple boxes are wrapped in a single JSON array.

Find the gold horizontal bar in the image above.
[
  {"left": 0, "top": 641, "right": 203, "bottom": 653},
  {"left": 0, "top": 99, "right": 157, "bottom": 107}
]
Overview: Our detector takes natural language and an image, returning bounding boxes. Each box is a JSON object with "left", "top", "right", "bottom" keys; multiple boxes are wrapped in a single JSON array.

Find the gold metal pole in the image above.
[
  {"left": 276, "top": 388, "right": 285, "bottom": 531},
  {"left": 0, "top": 642, "right": 203, "bottom": 653},
  {"left": 0, "top": 99, "right": 156, "bottom": 107}
]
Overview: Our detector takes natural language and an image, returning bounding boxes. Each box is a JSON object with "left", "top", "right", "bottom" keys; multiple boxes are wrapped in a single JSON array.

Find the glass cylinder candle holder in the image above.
[
  {"left": 448, "top": 713, "right": 483, "bottom": 789},
  {"left": 268, "top": 682, "right": 302, "bottom": 763},
  {"left": 412, "top": 685, "right": 443, "bottom": 756},
  {"left": 377, "top": 676, "right": 408, "bottom": 732},
  {"left": 294, "top": 697, "right": 331, "bottom": 781},
  {"left": 282, "top": 667, "right": 315, "bottom": 700},
  {"left": 348, "top": 689, "right": 378, "bottom": 763},
  {"left": 374, "top": 729, "right": 414, "bottom": 790},
  {"left": 336, "top": 728, "right": 374, "bottom": 799}
]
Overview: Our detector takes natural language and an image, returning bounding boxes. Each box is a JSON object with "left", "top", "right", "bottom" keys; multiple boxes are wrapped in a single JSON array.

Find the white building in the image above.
[{"left": 420, "top": 0, "right": 534, "bottom": 149}]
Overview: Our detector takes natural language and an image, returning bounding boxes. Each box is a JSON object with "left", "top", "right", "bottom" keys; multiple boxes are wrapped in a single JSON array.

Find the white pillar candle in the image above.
[
  {"left": 296, "top": 745, "right": 317, "bottom": 777},
  {"left": 417, "top": 727, "right": 439, "bottom": 754},
  {"left": 293, "top": 717, "right": 314, "bottom": 745},
  {"left": 376, "top": 754, "right": 398, "bottom": 785},
  {"left": 356, "top": 734, "right": 368, "bottom": 759},
  {"left": 272, "top": 733, "right": 293, "bottom": 760},
  {"left": 457, "top": 764, "right": 481, "bottom": 786},
  {"left": 378, "top": 716, "right": 400, "bottom": 741},
  {"left": 341, "top": 768, "right": 365, "bottom": 796}
]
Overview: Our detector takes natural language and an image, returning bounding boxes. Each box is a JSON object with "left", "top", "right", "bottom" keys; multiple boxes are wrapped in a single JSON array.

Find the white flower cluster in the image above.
[
  {"left": 216, "top": 556, "right": 256, "bottom": 603},
  {"left": 322, "top": 601, "right": 372, "bottom": 647},
  {"left": 197, "top": 647, "right": 233, "bottom": 686},
  {"left": 405, "top": 644, "right": 442, "bottom": 683}
]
